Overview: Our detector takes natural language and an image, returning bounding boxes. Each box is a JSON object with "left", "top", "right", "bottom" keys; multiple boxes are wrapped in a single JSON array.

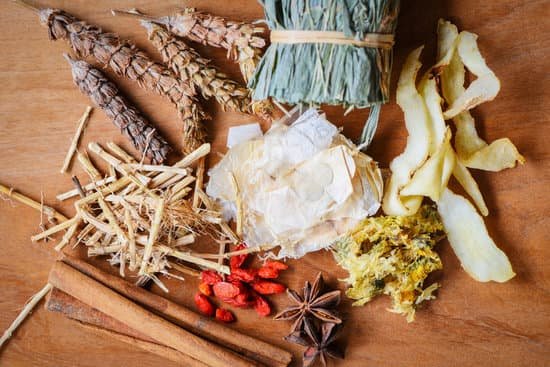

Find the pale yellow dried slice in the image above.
[
  {"left": 382, "top": 46, "right": 431, "bottom": 216},
  {"left": 443, "top": 31, "right": 500, "bottom": 119},
  {"left": 452, "top": 159, "right": 489, "bottom": 216},
  {"left": 437, "top": 188, "right": 515, "bottom": 282},
  {"left": 401, "top": 129, "right": 455, "bottom": 201},
  {"left": 434, "top": 19, "right": 459, "bottom": 70}
]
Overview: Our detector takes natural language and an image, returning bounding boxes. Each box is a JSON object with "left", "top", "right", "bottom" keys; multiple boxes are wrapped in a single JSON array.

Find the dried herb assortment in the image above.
[
  {"left": 276, "top": 273, "right": 345, "bottom": 367},
  {"left": 2, "top": 1, "right": 528, "bottom": 366}
]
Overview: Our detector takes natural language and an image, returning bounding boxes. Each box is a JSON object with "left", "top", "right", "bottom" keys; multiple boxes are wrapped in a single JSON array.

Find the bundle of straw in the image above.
[{"left": 249, "top": 0, "right": 400, "bottom": 146}]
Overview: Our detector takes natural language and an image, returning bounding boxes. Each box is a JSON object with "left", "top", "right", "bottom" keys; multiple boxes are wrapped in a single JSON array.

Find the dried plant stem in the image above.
[
  {"left": 196, "top": 188, "right": 238, "bottom": 242},
  {"left": 168, "top": 261, "right": 200, "bottom": 277},
  {"left": 106, "top": 142, "right": 138, "bottom": 164},
  {"left": 57, "top": 176, "right": 116, "bottom": 201},
  {"left": 159, "top": 246, "right": 230, "bottom": 274},
  {"left": 192, "top": 158, "right": 205, "bottom": 208},
  {"left": 0, "top": 283, "right": 52, "bottom": 349},
  {"left": 122, "top": 164, "right": 189, "bottom": 176},
  {"left": 139, "top": 198, "right": 165, "bottom": 275},
  {"left": 77, "top": 151, "right": 101, "bottom": 182},
  {"left": 60, "top": 106, "right": 92, "bottom": 174},
  {"left": 54, "top": 221, "right": 80, "bottom": 252},
  {"left": 1, "top": 183, "right": 67, "bottom": 222}
]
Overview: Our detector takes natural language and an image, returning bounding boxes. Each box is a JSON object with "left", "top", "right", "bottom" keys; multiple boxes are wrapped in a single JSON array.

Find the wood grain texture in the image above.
[{"left": 0, "top": 1, "right": 549, "bottom": 366}]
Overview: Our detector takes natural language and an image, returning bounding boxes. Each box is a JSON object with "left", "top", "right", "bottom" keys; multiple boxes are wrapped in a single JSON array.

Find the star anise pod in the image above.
[
  {"left": 274, "top": 272, "right": 342, "bottom": 333},
  {"left": 284, "top": 317, "right": 345, "bottom": 367}
]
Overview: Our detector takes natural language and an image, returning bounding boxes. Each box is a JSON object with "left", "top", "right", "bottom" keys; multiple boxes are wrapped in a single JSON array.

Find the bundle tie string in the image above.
[{"left": 270, "top": 30, "right": 394, "bottom": 49}]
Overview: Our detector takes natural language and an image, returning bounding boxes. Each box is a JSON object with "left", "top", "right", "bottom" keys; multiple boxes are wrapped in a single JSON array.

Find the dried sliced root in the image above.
[
  {"left": 400, "top": 129, "right": 455, "bottom": 202},
  {"left": 382, "top": 47, "right": 431, "bottom": 216},
  {"left": 60, "top": 106, "right": 93, "bottom": 174},
  {"left": 437, "top": 188, "right": 515, "bottom": 282},
  {"left": 452, "top": 160, "right": 488, "bottom": 216}
]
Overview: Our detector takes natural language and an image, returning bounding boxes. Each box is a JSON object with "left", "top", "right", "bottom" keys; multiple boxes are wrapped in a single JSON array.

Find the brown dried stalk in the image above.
[
  {"left": 65, "top": 56, "right": 171, "bottom": 164},
  {"left": 29, "top": 5, "right": 207, "bottom": 153},
  {"left": 143, "top": 21, "right": 251, "bottom": 114},
  {"left": 113, "top": 8, "right": 266, "bottom": 83}
]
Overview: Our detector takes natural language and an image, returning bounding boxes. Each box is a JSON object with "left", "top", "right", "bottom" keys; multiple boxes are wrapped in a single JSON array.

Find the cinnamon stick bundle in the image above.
[
  {"left": 48, "top": 261, "right": 258, "bottom": 367},
  {"left": 65, "top": 56, "right": 171, "bottom": 164},
  {"left": 27, "top": 4, "right": 207, "bottom": 153},
  {"left": 61, "top": 256, "right": 292, "bottom": 367},
  {"left": 143, "top": 21, "right": 251, "bottom": 115}
]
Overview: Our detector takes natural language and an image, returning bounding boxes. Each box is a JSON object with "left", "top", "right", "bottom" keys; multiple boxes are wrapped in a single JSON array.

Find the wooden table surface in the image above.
[{"left": 0, "top": 1, "right": 549, "bottom": 366}]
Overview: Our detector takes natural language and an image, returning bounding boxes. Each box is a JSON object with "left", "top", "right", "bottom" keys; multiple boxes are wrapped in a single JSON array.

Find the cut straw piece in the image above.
[
  {"left": 75, "top": 176, "right": 132, "bottom": 206},
  {"left": 150, "top": 143, "right": 210, "bottom": 189},
  {"left": 1, "top": 183, "right": 68, "bottom": 223},
  {"left": 196, "top": 188, "right": 238, "bottom": 243},
  {"left": 106, "top": 142, "right": 138, "bottom": 163},
  {"left": 60, "top": 106, "right": 93, "bottom": 174},
  {"left": 175, "top": 234, "right": 195, "bottom": 246},
  {"left": 77, "top": 151, "right": 101, "bottom": 182},
  {"left": 31, "top": 216, "right": 79, "bottom": 242},
  {"left": 77, "top": 208, "right": 113, "bottom": 235},
  {"left": 139, "top": 198, "right": 165, "bottom": 275},
  {"left": 122, "top": 164, "right": 189, "bottom": 176},
  {"left": 0, "top": 283, "right": 53, "bottom": 348},
  {"left": 97, "top": 197, "right": 129, "bottom": 242},
  {"left": 159, "top": 246, "right": 230, "bottom": 274},
  {"left": 192, "top": 158, "right": 205, "bottom": 208},
  {"left": 54, "top": 220, "right": 80, "bottom": 252},
  {"left": 88, "top": 142, "right": 150, "bottom": 186},
  {"left": 88, "top": 244, "right": 122, "bottom": 256},
  {"left": 170, "top": 176, "right": 196, "bottom": 202},
  {"left": 124, "top": 209, "right": 137, "bottom": 270},
  {"left": 57, "top": 176, "right": 116, "bottom": 201}
]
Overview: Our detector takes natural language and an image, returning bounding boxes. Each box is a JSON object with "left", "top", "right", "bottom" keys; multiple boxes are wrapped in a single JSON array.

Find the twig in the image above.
[
  {"left": 0, "top": 283, "right": 52, "bottom": 349},
  {"left": 139, "top": 198, "right": 165, "bottom": 275},
  {"left": 192, "top": 158, "right": 205, "bottom": 208},
  {"left": 77, "top": 151, "right": 101, "bottom": 182},
  {"left": 60, "top": 106, "right": 92, "bottom": 174},
  {"left": 56, "top": 176, "right": 116, "bottom": 201},
  {"left": 71, "top": 176, "right": 86, "bottom": 198},
  {"left": 31, "top": 216, "right": 79, "bottom": 242}
]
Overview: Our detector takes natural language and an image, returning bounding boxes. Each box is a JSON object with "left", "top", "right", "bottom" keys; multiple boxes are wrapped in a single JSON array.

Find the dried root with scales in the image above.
[
  {"left": 66, "top": 55, "right": 171, "bottom": 164},
  {"left": 112, "top": 8, "right": 266, "bottom": 83},
  {"left": 30, "top": 142, "right": 239, "bottom": 291},
  {"left": 142, "top": 21, "right": 251, "bottom": 115},
  {"left": 15, "top": 1, "right": 208, "bottom": 153},
  {"left": 113, "top": 9, "right": 276, "bottom": 120}
]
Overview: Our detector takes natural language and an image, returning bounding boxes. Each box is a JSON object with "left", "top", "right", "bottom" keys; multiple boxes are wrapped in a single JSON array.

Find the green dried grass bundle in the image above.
[{"left": 249, "top": 0, "right": 400, "bottom": 146}]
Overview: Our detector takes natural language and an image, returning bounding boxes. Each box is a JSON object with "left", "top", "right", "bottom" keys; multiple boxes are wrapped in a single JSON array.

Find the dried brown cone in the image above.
[
  {"left": 65, "top": 55, "right": 171, "bottom": 164},
  {"left": 38, "top": 8, "right": 207, "bottom": 154},
  {"left": 143, "top": 21, "right": 251, "bottom": 115}
]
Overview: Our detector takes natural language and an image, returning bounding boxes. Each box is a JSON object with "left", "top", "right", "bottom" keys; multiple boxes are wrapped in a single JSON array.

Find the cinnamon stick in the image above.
[
  {"left": 61, "top": 256, "right": 292, "bottom": 367},
  {"left": 46, "top": 288, "right": 208, "bottom": 366},
  {"left": 48, "top": 261, "right": 258, "bottom": 367}
]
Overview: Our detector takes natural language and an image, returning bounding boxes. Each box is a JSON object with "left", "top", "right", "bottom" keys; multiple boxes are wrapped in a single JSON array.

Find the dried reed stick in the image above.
[
  {"left": 1, "top": 183, "right": 67, "bottom": 222},
  {"left": 57, "top": 176, "right": 116, "bottom": 201},
  {"left": 60, "top": 106, "right": 92, "bottom": 174},
  {"left": 0, "top": 283, "right": 52, "bottom": 348}
]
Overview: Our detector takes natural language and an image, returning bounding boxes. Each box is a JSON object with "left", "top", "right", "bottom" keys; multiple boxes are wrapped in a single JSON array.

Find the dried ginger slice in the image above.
[
  {"left": 437, "top": 188, "right": 515, "bottom": 282},
  {"left": 382, "top": 46, "right": 431, "bottom": 216},
  {"left": 438, "top": 21, "right": 524, "bottom": 171}
]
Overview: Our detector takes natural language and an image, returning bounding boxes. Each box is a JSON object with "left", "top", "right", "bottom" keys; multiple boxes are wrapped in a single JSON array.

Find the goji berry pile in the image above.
[{"left": 194, "top": 243, "right": 288, "bottom": 322}]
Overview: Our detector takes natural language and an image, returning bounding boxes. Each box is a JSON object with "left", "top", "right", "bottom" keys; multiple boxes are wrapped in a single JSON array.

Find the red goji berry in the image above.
[
  {"left": 229, "top": 268, "right": 258, "bottom": 283},
  {"left": 198, "top": 282, "right": 212, "bottom": 296},
  {"left": 201, "top": 270, "right": 222, "bottom": 285},
  {"left": 194, "top": 293, "right": 215, "bottom": 317},
  {"left": 251, "top": 281, "right": 286, "bottom": 295},
  {"left": 213, "top": 281, "right": 241, "bottom": 299},
  {"left": 215, "top": 308, "right": 235, "bottom": 323},
  {"left": 230, "top": 243, "right": 248, "bottom": 269},
  {"left": 264, "top": 260, "right": 288, "bottom": 271},
  {"left": 258, "top": 266, "right": 279, "bottom": 279},
  {"left": 253, "top": 294, "right": 271, "bottom": 317}
]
